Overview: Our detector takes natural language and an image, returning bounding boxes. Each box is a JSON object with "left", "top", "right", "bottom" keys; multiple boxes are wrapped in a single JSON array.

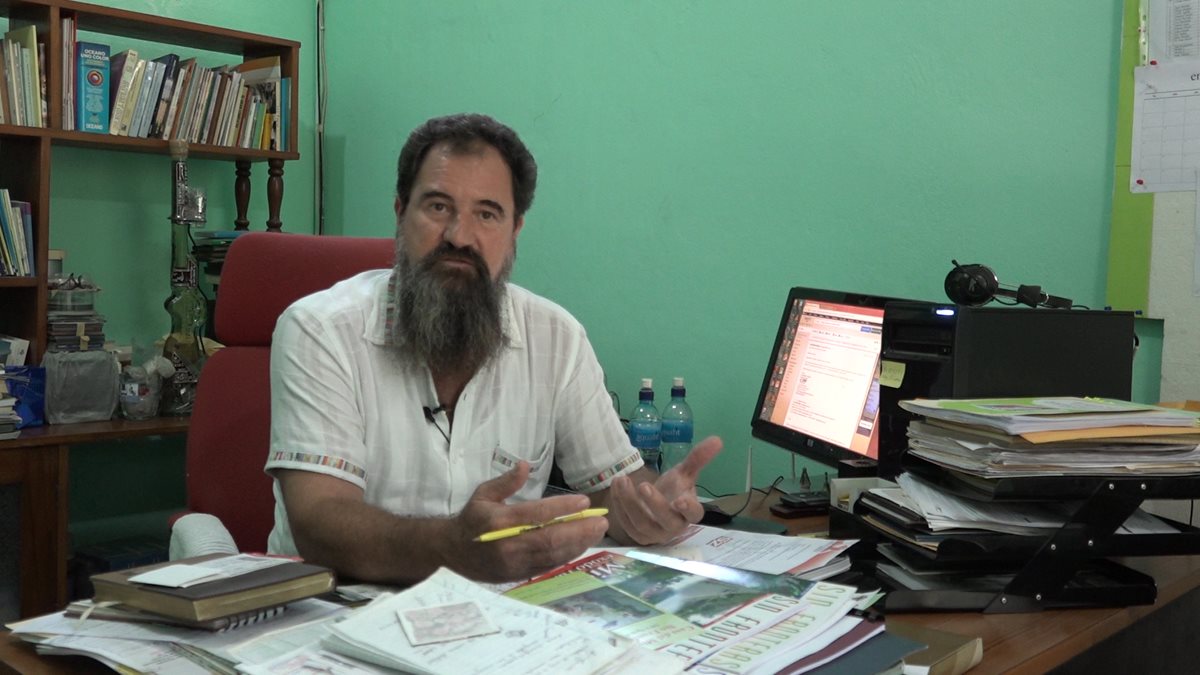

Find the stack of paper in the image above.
[
  {"left": 899, "top": 397, "right": 1200, "bottom": 478},
  {"left": 898, "top": 396, "right": 1199, "bottom": 435},
  {"left": 321, "top": 567, "right": 678, "bottom": 675}
]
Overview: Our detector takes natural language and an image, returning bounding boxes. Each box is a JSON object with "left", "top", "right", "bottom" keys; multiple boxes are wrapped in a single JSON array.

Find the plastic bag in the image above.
[
  {"left": 43, "top": 351, "right": 119, "bottom": 424},
  {"left": 2, "top": 365, "right": 46, "bottom": 428}
]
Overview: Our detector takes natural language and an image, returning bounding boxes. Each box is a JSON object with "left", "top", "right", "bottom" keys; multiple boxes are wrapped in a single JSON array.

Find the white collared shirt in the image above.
[{"left": 265, "top": 269, "right": 642, "bottom": 555}]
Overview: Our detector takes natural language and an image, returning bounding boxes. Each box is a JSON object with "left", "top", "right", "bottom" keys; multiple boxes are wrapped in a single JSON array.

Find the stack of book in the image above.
[
  {"left": 46, "top": 277, "right": 107, "bottom": 353},
  {"left": 193, "top": 230, "right": 249, "bottom": 286},
  {"left": 8, "top": 553, "right": 341, "bottom": 671}
]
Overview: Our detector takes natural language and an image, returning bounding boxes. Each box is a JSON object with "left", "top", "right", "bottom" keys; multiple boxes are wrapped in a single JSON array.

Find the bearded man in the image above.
[{"left": 265, "top": 113, "right": 721, "bottom": 584}]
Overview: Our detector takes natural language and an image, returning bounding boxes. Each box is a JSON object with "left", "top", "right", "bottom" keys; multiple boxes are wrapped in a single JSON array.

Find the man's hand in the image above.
[
  {"left": 446, "top": 461, "right": 608, "bottom": 582},
  {"left": 604, "top": 436, "right": 723, "bottom": 545}
]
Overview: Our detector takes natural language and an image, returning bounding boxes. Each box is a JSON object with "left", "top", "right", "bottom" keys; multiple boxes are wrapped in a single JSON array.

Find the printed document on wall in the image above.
[
  {"left": 1149, "top": 0, "right": 1200, "bottom": 64},
  {"left": 1130, "top": 62, "right": 1200, "bottom": 193}
]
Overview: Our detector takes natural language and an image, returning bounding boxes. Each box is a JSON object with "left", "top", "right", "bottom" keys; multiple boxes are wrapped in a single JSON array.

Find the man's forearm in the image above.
[{"left": 289, "top": 497, "right": 462, "bottom": 585}]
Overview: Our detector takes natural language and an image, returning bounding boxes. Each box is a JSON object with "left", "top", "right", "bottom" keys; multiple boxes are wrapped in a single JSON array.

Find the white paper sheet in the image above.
[
  {"left": 643, "top": 524, "right": 855, "bottom": 576},
  {"left": 1131, "top": 62, "right": 1200, "bottom": 193},
  {"left": 1149, "top": 0, "right": 1200, "bottom": 64}
]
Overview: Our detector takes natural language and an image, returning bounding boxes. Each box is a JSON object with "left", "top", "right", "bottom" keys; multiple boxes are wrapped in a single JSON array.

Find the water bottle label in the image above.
[
  {"left": 629, "top": 420, "right": 661, "bottom": 449},
  {"left": 662, "top": 419, "right": 693, "bottom": 443}
]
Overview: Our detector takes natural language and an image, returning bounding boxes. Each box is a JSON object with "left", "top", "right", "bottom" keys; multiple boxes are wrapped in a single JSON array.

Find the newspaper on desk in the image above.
[
  {"left": 318, "top": 567, "right": 680, "bottom": 675},
  {"left": 643, "top": 524, "right": 856, "bottom": 577}
]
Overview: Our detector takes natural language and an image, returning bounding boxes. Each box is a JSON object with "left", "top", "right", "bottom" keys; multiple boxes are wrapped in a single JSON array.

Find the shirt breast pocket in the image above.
[{"left": 491, "top": 442, "right": 553, "bottom": 477}]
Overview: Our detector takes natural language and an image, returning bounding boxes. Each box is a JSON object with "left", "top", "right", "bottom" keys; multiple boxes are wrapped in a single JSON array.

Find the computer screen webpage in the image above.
[{"left": 758, "top": 298, "right": 884, "bottom": 459}]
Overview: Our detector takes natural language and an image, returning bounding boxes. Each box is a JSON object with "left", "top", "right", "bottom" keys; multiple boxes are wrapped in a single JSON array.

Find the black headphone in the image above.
[{"left": 944, "top": 260, "right": 1073, "bottom": 309}]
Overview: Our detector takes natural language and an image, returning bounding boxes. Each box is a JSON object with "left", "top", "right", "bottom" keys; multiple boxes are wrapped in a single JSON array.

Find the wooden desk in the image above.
[
  {"left": 0, "top": 417, "right": 189, "bottom": 618},
  {"left": 715, "top": 489, "right": 1200, "bottom": 674},
  {"left": 4, "top": 488, "right": 1199, "bottom": 673}
]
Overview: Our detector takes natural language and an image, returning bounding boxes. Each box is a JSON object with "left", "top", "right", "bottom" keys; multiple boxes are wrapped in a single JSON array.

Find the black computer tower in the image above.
[{"left": 876, "top": 302, "right": 1136, "bottom": 479}]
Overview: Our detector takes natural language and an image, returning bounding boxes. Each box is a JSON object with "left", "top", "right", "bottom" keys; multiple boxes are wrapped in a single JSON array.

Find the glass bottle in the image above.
[{"left": 160, "top": 141, "right": 207, "bottom": 415}]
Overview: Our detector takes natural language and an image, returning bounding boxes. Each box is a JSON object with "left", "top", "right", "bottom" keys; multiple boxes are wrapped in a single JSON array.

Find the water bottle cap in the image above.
[
  {"left": 673, "top": 377, "right": 684, "bottom": 387},
  {"left": 641, "top": 377, "right": 653, "bottom": 389}
]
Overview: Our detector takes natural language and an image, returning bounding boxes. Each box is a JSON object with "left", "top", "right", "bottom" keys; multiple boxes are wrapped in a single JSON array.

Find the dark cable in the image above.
[{"left": 422, "top": 405, "right": 450, "bottom": 443}]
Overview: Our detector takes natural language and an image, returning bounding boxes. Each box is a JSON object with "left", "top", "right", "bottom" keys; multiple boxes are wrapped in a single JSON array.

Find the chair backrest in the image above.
[{"left": 185, "top": 232, "right": 393, "bottom": 552}]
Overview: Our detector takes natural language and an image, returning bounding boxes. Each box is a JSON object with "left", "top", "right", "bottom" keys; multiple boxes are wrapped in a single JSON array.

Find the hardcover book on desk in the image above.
[{"left": 91, "top": 553, "right": 335, "bottom": 623}]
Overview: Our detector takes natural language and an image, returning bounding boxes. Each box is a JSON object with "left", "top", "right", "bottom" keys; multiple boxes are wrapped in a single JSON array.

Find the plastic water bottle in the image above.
[
  {"left": 628, "top": 378, "right": 662, "bottom": 471},
  {"left": 660, "top": 377, "right": 694, "bottom": 472}
]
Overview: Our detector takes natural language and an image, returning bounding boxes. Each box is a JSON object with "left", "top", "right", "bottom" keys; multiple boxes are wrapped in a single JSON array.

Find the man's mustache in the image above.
[{"left": 422, "top": 244, "right": 489, "bottom": 277}]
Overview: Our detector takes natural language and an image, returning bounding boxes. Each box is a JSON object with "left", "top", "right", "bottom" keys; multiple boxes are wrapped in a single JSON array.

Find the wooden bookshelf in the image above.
[
  {"left": 1, "top": 416, "right": 189, "bottom": 617},
  {"left": 0, "top": 0, "right": 301, "bottom": 361},
  {"left": 0, "top": 0, "right": 300, "bottom": 619}
]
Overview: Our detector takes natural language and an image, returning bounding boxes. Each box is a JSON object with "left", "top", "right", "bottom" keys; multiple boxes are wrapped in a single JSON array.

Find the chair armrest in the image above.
[{"left": 169, "top": 512, "right": 239, "bottom": 560}]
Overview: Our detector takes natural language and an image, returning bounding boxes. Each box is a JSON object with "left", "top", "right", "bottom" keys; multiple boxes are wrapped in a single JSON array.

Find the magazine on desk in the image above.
[{"left": 506, "top": 550, "right": 865, "bottom": 673}]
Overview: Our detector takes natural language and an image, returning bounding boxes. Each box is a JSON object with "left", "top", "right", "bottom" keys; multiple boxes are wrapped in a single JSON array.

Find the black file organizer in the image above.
[{"left": 852, "top": 455, "right": 1200, "bottom": 614}]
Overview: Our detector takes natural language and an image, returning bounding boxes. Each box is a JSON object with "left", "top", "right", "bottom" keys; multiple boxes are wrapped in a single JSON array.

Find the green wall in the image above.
[{"left": 321, "top": 1, "right": 1139, "bottom": 494}]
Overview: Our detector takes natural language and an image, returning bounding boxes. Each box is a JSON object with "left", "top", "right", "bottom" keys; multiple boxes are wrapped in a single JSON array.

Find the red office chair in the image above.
[{"left": 176, "top": 232, "right": 393, "bottom": 553}]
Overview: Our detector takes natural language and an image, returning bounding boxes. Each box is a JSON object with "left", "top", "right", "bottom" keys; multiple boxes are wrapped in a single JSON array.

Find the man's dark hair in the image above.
[{"left": 396, "top": 113, "right": 538, "bottom": 218}]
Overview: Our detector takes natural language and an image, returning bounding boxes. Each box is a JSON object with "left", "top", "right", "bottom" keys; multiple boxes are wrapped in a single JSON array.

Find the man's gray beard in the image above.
[{"left": 389, "top": 243, "right": 512, "bottom": 375}]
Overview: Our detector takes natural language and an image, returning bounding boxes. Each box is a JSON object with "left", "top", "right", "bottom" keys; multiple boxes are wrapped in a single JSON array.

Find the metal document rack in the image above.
[{"left": 844, "top": 455, "right": 1200, "bottom": 613}]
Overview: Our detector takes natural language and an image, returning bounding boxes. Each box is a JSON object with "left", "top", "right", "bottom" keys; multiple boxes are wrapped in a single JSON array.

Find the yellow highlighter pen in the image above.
[{"left": 474, "top": 508, "right": 609, "bottom": 542}]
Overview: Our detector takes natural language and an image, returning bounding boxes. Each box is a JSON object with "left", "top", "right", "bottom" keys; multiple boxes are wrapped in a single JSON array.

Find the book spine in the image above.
[
  {"left": 162, "top": 60, "right": 193, "bottom": 140},
  {"left": 75, "top": 42, "right": 110, "bottom": 134},
  {"left": 113, "top": 57, "right": 142, "bottom": 136},
  {"left": 37, "top": 42, "right": 47, "bottom": 127},
  {"left": 148, "top": 55, "right": 179, "bottom": 138},
  {"left": 0, "top": 189, "right": 14, "bottom": 275},
  {"left": 108, "top": 50, "right": 139, "bottom": 134}
]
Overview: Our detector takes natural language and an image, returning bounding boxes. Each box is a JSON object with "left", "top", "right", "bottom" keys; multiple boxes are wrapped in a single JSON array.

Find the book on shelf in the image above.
[
  {"left": 0, "top": 43, "right": 8, "bottom": 124},
  {"left": 74, "top": 41, "right": 110, "bottom": 134},
  {"left": 36, "top": 41, "right": 47, "bottom": 127},
  {"left": 116, "top": 56, "right": 146, "bottom": 136},
  {"left": 90, "top": 552, "right": 335, "bottom": 623},
  {"left": 130, "top": 57, "right": 163, "bottom": 138},
  {"left": 162, "top": 57, "right": 196, "bottom": 139},
  {"left": 4, "top": 25, "right": 41, "bottom": 127},
  {"left": 10, "top": 200, "right": 34, "bottom": 276},
  {"left": 237, "top": 55, "right": 281, "bottom": 150},
  {"left": 0, "top": 189, "right": 28, "bottom": 277},
  {"left": 0, "top": 196, "right": 14, "bottom": 276},
  {"left": 0, "top": 334, "right": 29, "bottom": 367},
  {"left": 107, "top": 48, "right": 139, "bottom": 134},
  {"left": 61, "top": 15, "right": 75, "bottom": 130},
  {"left": 2, "top": 37, "right": 22, "bottom": 125},
  {"left": 147, "top": 53, "right": 180, "bottom": 138}
]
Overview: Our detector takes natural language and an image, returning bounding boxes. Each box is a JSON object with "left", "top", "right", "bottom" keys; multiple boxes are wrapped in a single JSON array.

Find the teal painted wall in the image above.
[{"left": 321, "top": 1, "right": 1138, "bottom": 494}]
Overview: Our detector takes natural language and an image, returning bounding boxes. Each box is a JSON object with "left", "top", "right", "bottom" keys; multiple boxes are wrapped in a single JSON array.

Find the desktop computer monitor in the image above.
[{"left": 750, "top": 287, "right": 911, "bottom": 488}]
